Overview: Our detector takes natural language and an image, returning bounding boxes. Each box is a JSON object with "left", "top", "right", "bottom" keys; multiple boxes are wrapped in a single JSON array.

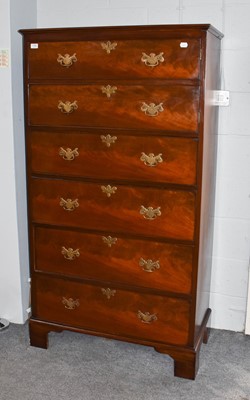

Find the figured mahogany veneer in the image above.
[
  {"left": 30, "top": 178, "right": 195, "bottom": 240},
  {"left": 27, "top": 38, "right": 201, "bottom": 80},
  {"left": 19, "top": 24, "right": 223, "bottom": 380},
  {"left": 28, "top": 84, "right": 200, "bottom": 132},
  {"left": 33, "top": 275, "right": 190, "bottom": 345},
  {"left": 34, "top": 227, "right": 193, "bottom": 294},
  {"left": 29, "top": 131, "right": 198, "bottom": 185}
]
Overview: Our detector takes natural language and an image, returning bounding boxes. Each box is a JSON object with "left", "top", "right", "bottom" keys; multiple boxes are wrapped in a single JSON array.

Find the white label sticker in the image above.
[
  {"left": 30, "top": 43, "right": 39, "bottom": 49},
  {"left": 0, "top": 49, "right": 9, "bottom": 67},
  {"left": 180, "top": 42, "right": 188, "bottom": 48}
]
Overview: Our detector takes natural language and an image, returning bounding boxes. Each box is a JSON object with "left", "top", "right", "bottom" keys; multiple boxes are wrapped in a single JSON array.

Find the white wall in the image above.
[
  {"left": 36, "top": 0, "right": 250, "bottom": 332},
  {"left": 0, "top": 0, "right": 36, "bottom": 323},
  {"left": 10, "top": 0, "right": 37, "bottom": 322}
]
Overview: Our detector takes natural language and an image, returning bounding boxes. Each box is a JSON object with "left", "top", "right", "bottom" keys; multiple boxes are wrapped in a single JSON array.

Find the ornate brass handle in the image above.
[
  {"left": 61, "top": 246, "right": 80, "bottom": 261},
  {"left": 101, "top": 134, "right": 117, "bottom": 147},
  {"left": 59, "top": 147, "right": 79, "bottom": 161},
  {"left": 141, "top": 52, "right": 164, "bottom": 67},
  {"left": 101, "top": 288, "right": 116, "bottom": 299},
  {"left": 101, "top": 185, "right": 117, "bottom": 197},
  {"left": 140, "top": 152, "right": 163, "bottom": 167},
  {"left": 101, "top": 85, "right": 117, "bottom": 98},
  {"left": 60, "top": 198, "right": 79, "bottom": 211},
  {"left": 101, "top": 41, "right": 117, "bottom": 54},
  {"left": 139, "top": 258, "right": 160, "bottom": 272},
  {"left": 141, "top": 102, "right": 164, "bottom": 117},
  {"left": 137, "top": 310, "right": 157, "bottom": 324},
  {"left": 102, "top": 236, "right": 117, "bottom": 247},
  {"left": 58, "top": 100, "right": 78, "bottom": 114},
  {"left": 140, "top": 205, "right": 161, "bottom": 220},
  {"left": 62, "top": 297, "right": 80, "bottom": 310},
  {"left": 57, "top": 53, "right": 77, "bottom": 67}
]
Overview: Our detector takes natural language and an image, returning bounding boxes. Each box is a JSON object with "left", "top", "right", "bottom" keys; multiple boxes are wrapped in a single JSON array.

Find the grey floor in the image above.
[{"left": 0, "top": 323, "right": 249, "bottom": 400}]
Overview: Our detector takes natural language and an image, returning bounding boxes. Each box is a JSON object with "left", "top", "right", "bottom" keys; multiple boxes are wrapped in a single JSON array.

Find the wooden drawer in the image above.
[
  {"left": 33, "top": 275, "right": 190, "bottom": 345},
  {"left": 33, "top": 227, "right": 193, "bottom": 295},
  {"left": 27, "top": 39, "right": 200, "bottom": 80},
  {"left": 28, "top": 84, "right": 200, "bottom": 133},
  {"left": 29, "top": 130, "right": 198, "bottom": 186},
  {"left": 30, "top": 178, "right": 196, "bottom": 241}
]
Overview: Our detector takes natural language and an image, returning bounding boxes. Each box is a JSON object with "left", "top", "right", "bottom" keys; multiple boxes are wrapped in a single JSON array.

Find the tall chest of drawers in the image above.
[{"left": 19, "top": 24, "right": 223, "bottom": 380}]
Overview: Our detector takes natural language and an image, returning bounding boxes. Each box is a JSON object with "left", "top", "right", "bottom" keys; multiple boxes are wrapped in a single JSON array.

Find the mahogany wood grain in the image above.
[
  {"left": 20, "top": 24, "right": 223, "bottom": 380},
  {"left": 27, "top": 38, "right": 201, "bottom": 80},
  {"left": 29, "top": 131, "right": 198, "bottom": 185},
  {"left": 32, "top": 275, "right": 190, "bottom": 346},
  {"left": 33, "top": 227, "right": 193, "bottom": 294},
  {"left": 30, "top": 178, "right": 196, "bottom": 240},
  {"left": 28, "top": 84, "right": 200, "bottom": 133},
  {"left": 193, "top": 31, "right": 221, "bottom": 342}
]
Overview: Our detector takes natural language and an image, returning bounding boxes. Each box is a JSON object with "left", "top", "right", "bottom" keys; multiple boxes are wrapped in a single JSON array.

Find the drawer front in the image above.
[
  {"left": 34, "top": 227, "right": 193, "bottom": 295},
  {"left": 30, "top": 131, "right": 198, "bottom": 185},
  {"left": 27, "top": 39, "right": 200, "bottom": 80},
  {"left": 30, "top": 178, "right": 196, "bottom": 241},
  {"left": 28, "top": 84, "right": 200, "bottom": 133},
  {"left": 33, "top": 275, "right": 190, "bottom": 345}
]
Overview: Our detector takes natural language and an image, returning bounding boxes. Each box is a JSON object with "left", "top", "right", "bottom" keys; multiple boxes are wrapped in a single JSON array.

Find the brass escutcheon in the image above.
[
  {"left": 141, "top": 102, "right": 164, "bottom": 117},
  {"left": 101, "top": 134, "right": 117, "bottom": 147},
  {"left": 59, "top": 147, "right": 79, "bottom": 161},
  {"left": 61, "top": 246, "right": 80, "bottom": 261},
  {"left": 139, "top": 258, "right": 160, "bottom": 273},
  {"left": 140, "top": 205, "right": 161, "bottom": 220},
  {"left": 58, "top": 100, "right": 78, "bottom": 114},
  {"left": 102, "top": 236, "right": 117, "bottom": 247},
  {"left": 62, "top": 297, "right": 80, "bottom": 310},
  {"left": 101, "top": 41, "right": 117, "bottom": 54},
  {"left": 101, "top": 288, "right": 116, "bottom": 299},
  {"left": 60, "top": 198, "right": 79, "bottom": 211},
  {"left": 137, "top": 310, "right": 157, "bottom": 324},
  {"left": 141, "top": 52, "right": 164, "bottom": 67},
  {"left": 140, "top": 152, "right": 163, "bottom": 167},
  {"left": 101, "top": 185, "right": 117, "bottom": 197},
  {"left": 101, "top": 85, "right": 117, "bottom": 98},
  {"left": 57, "top": 53, "right": 77, "bottom": 67}
]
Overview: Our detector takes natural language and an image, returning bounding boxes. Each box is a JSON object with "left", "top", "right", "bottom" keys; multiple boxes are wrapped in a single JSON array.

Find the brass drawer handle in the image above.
[
  {"left": 141, "top": 102, "right": 164, "bottom": 117},
  {"left": 140, "top": 152, "right": 163, "bottom": 167},
  {"left": 60, "top": 198, "right": 79, "bottom": 211},
  {"left": 102, "top": 236, "right": 117, "bottom": 247},
  {"left": 62, "top": 297, "right": 80, "bottom": 310},
  {"left": 101, "top": 185, "right": 117, "bottom": 197},
  {"left": 140, "top": 205, "right": 161, "bottom": 220},
  {"left": 59, "top": 147, "right": 79, "bottom": 161},
  {"left": 101, "top": 288, "right": 116, "bottom": 299},
  {"left": 57, "top": 53, "right": 77, "bottom": 67},
  {"left": 58, "top": 100, "right": 78, "bottom": 114},
  {"left": 101, "top": 41, "right": 117, "bottom": 54},
  {"left": 101, "top": 134, "right": 117, "bottom": 147},
  {"left": 137, "top": 310, "right": 157, "bottom": 324},
  {"left": 141, "top": 52, "right": 164, "bottom": 67},
  {"left": 61, "top": 246, "right": 80, "bottom": 261},
  {"left": 139, "top": 258, "right": 160, "bottom": 273},
  {"left": 101, "top": 85, "right": 117, "bottom": 98}
]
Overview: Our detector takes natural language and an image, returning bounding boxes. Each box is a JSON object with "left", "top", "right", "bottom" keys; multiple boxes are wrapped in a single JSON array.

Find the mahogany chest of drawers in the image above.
[{"left": 19, "top": 24, "right": 223, "bottom": 380}]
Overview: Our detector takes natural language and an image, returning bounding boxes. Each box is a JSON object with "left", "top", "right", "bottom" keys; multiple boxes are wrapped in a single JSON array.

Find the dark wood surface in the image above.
[
  {"left": 20, "top": 24, "right": 222, "bottom": 380},
  {"left": 28, "top": 84, "right": 200, "bottom": 132},
  {"left": 29, "top": 130, "right": 198, "bottom": 185},
  {"left": 27, "top": 38, "right": 201, "bottom": 80},
  {"left": 32, "top": 275, "right": 190, "bottom": 346},
  {"left": 30, "top": 178, "right": 196, "bottom": 240},
  {"left": 33, "top": 226, "right": 193, "bottom": 294}
]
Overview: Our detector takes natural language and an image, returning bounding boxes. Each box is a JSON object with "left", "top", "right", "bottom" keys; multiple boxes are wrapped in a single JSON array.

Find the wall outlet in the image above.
[{"left": 212, "top": 90, "right": 230, "bottom": 106}]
